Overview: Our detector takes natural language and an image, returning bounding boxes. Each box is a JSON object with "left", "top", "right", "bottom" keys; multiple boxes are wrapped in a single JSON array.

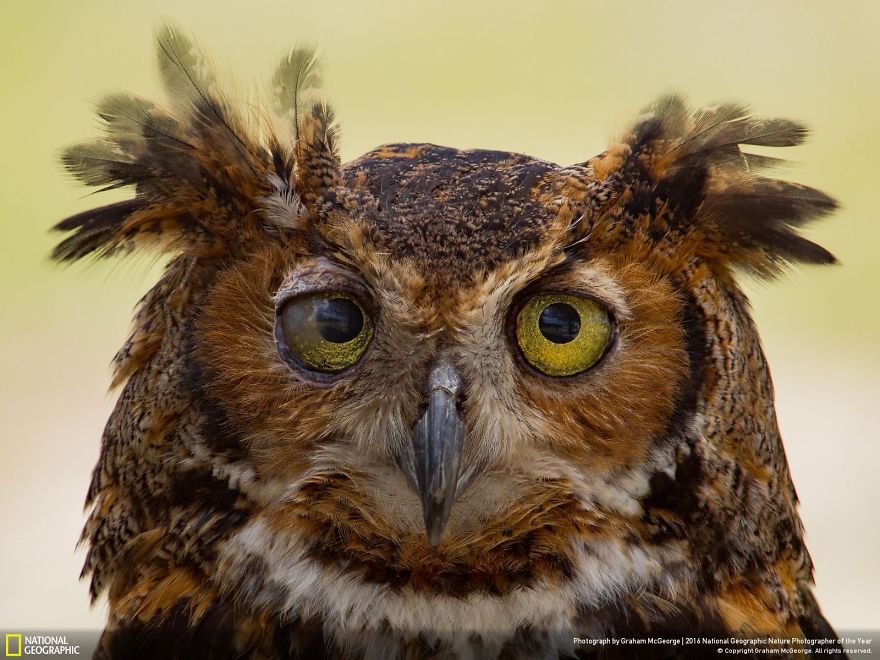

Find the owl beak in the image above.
[{"left": 412, "top": 354, "right": 464, "bottom": 546}]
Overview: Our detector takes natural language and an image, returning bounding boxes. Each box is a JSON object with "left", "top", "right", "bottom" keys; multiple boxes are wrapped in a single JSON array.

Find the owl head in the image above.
[{"left": 55, "top": 25, "right": 839, "bottom": 657}]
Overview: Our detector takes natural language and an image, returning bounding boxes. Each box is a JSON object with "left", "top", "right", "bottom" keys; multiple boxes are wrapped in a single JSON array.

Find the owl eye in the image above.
[
  {"left": 514, "top": 294, "right": 613, "bottom": 377},
  {"left": 276, "top": 293, "right": 373, "bottom": 374}
]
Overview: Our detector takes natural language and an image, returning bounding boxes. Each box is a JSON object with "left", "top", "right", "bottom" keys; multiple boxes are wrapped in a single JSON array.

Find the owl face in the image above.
[
  {"left": 193, "top": 144, "right": 694, "bottom": 572},
  {"left": 56, "top": 27, "right": 841, "bottom": 653}
]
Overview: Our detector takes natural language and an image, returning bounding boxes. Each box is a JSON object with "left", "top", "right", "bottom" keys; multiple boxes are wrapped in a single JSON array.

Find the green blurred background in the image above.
[{"left": 1, "top": 0, "right": 877, "bottom": 631}]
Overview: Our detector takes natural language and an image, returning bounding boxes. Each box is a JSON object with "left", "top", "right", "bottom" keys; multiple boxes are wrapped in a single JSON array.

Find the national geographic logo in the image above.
[
  {"left": 4, "top": 635, "right": 21, "bottom": 657},
  {"left": 4, "top": 634, "right": 80, "bottom": 656}
]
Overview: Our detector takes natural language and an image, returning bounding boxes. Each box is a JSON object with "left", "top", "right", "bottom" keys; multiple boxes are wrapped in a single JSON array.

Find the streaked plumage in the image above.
[{"left": 55, "top": 24, "right": 843, "bottom": 659}]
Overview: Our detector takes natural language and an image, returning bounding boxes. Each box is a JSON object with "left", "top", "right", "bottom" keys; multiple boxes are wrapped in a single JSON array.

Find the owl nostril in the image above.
[
  {"left": 455, "top": 391, "right": 466, "bottom": 410},
  {"left": 417, "top": 388, "right": 465, "bottom": 415}
]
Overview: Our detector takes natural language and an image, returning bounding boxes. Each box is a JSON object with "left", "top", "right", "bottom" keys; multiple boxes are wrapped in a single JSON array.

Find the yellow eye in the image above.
[
  {"left": 276, "top": 293, "right": 373, "bottom": 374},
  {"left": 515, "top": 294, "right": 612, "bottom": 377}
]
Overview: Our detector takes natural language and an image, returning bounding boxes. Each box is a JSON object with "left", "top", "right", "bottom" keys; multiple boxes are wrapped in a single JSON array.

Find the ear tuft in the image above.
[
  {"left": 294, "top": 102, "right": 342, "bottom": 205},
  {"left": 272, "top": 45, "right": 323, "bottom": 142},
  {"left": 590, "top": 94, "right": 838, "bottom": 277},
  {"left": 52, "top": 25, "right": 342, "bottom": 263},
  {"left": 155, "top": 23, "right": 218, "bottom": 108}
]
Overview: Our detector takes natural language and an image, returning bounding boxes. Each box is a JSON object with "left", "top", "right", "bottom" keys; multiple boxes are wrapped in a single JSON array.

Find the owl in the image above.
[{"left": 54, "top": 25, "right": 843, "bottom": 660}]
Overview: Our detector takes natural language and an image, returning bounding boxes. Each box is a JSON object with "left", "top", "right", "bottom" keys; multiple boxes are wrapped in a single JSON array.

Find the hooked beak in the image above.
[{"left": 411, "top": 354, "right": 464, "bottom": 546}]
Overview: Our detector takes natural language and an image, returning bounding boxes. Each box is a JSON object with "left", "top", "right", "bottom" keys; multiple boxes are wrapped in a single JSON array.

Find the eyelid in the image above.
[
  {"left": 274, "top": 262, "right": 375, "bottom": 313},
  {"left": 516, "top": 264, "right": 631, "bottom": 323}
]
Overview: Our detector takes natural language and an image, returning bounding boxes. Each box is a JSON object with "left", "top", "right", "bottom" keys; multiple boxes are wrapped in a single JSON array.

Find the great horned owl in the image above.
[{"left": 54, "top": 26, "right": 842, "bottom": 659}]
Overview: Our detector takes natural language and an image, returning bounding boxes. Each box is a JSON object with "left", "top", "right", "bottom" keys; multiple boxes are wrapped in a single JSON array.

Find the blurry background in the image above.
[{"left": 1, "top": 0, "right": 877, "bottom": 632}]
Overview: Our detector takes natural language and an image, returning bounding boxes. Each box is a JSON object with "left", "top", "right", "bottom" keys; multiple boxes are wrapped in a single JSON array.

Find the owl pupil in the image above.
[
  {"left": 538, "top": 303, "right": 581, "bottom": 344},
  {"left": 315, "top": 298, "right": 364, "bottom": 343}
]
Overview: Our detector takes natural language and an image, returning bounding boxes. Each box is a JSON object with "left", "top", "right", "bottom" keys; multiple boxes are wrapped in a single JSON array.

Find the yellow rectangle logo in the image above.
[{"left": 5, "top": 633, "right": 22, "bottom": 657}]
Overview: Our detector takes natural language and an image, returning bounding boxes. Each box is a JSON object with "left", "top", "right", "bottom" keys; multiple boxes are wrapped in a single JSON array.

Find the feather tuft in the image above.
[
  {"left": 260, "top": 173, "right": 307, "bottom": 229},
  {"left": 272, "top": 45, "right": 323, "bottom": 143},
  {"left": 593, "top": 94, "right": 838, "bottom": 277},
  {"left": 155, "top": 23, "right": 217, "bottom": 108}
]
